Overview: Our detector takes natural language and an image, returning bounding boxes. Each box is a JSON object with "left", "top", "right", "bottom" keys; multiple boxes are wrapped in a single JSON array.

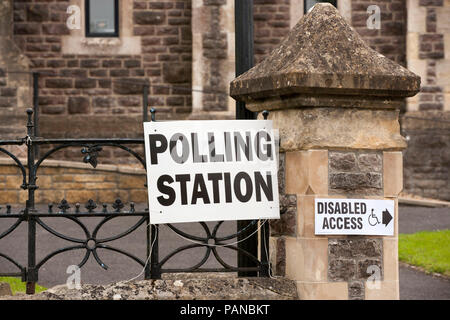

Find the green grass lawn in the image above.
[
  {"left": 399, "top": 229, "right": 450, "bottom": 277},
  {"left": 0, "top": 277, "right": 47, "bottom": 295}
]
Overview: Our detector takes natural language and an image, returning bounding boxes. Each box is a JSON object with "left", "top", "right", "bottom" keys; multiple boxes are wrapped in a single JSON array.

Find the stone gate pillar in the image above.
[{"left": 230, "top": 4, "right": 420, "bottom": 300}]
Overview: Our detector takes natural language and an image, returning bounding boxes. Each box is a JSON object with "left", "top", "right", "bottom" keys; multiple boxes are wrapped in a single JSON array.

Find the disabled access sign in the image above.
[{"left": 315, "top": 198, "right": 395, "bottom": 236}]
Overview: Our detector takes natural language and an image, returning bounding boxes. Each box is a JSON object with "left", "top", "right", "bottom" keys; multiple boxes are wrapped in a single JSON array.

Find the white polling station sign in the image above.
[
  {"left": 315, "top": 198, "right": 395, "bottom": 236},
  {"left": 143, "top": 120, "right": 280, "bottom": 224}
]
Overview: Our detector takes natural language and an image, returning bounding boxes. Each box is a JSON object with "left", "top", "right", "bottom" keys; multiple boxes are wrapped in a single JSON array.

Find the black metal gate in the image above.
[{"left": 0, "top": 108, "right": 270, "bottom": 294}]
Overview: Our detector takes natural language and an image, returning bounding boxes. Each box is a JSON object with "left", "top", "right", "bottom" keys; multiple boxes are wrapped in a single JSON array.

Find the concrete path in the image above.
[
  {"left": 399, "top": 264, "right": 450, "bottom": 300},
  {"left": 398, "top": 205, "right": 450, "bottom": 300},
  {"left": 398, "top": 205, "right": 450, "bottom": 234}
]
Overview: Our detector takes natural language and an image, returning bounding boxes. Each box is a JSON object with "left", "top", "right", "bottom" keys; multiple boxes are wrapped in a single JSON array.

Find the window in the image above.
[
  {"left": 304, "top": 0, "right": 337, "bottom": 14},
  {"left": 85, "top": 0, "right": 119, "bottom": 37}
]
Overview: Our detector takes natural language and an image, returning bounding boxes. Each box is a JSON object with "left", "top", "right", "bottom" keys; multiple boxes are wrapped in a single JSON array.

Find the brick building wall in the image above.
[
  {"left": 0, "top": 0, "right": 31, "bottom": 143},
  {"left": 11, "top": 0, "right": 192, "bottom": 137},
  {"left": 404, "top": 0, "right": 449, "bottom": 200},
  {"left": 254, "top": 0, "right": 291, "bottom": 64},
  {"left": 407, "top": 0, "right": 447, "bottom": 111},
  {"left": 351, "top": 0, "right": 449, "bottom": 200},
  {"left": 0, "top": 69, "right": 23, "bottom": 139},
  {"left": 1, "top": 0, "right": 193, "bottom": 164},
  {"left": 190, "top": 0, "right": 291, "bottom": 118},
  {"left": 351, "top": 0, "right": 407, "bottom": 67},
  {"left": 402, "top": 0, "right": 450, "bottom": 200},
  {"left": 1, "top": 0, "right": 294, "bottom": 164}
]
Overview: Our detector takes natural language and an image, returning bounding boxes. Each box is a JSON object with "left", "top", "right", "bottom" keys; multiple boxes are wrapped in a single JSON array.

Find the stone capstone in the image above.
[{"left": 230, "top": 3, "right": 420, "bottom": 109}]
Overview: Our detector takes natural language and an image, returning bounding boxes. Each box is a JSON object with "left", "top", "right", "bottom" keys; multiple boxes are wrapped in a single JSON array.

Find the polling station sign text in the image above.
[
  {"left": 315, "top": 198, "right": 395, "bottom": 236},
  {"left": 144, "top": 120, "right": 280, "bottom": 224}
]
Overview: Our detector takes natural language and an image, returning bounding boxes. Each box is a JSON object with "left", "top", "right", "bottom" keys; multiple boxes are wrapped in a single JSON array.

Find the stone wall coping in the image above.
[
  {"left": 0, "top": 158, "right": 146, "bottom": 175},
  {"left": 0, "top": 276, "right": 298, "bottom": 300}
]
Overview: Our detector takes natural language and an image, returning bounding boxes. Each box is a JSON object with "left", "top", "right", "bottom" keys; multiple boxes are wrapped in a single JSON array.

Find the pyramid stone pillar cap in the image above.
[{"left": 230, "top": 3, "right": 420, "bottom": 112}]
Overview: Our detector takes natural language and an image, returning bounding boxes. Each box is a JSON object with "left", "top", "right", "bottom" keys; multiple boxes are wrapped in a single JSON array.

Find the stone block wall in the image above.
[
  {"left": 328, "top": 238, "right": 383, "bottom": 300},
  {"left": 402, "top": 112, "right": 450, "bottom": 200},
  {"left": 328, "top": 151, "right": 383, "bottom": 196},
  {"left": 0, "top": 159, "right": 147, "bottom": 205}
]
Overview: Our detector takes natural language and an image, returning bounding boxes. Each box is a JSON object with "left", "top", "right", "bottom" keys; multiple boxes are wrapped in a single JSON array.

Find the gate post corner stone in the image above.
[
  {"left": 0, "top": 282, "right": 13, "bottom": 296},
  {"left": 230, "top": 3, "right": 420, "bottom": 300}
]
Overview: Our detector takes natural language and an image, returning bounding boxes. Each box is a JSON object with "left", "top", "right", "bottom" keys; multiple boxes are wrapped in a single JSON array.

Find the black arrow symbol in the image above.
[{"left": 382, "top": 209, "right": 393, "bottom": 227}]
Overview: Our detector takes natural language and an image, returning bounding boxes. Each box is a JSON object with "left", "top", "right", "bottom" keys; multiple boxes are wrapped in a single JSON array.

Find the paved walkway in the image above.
[
  {"left": 0, "top": 204, "right": 449, "bottom": 299},
  {"left": 399, "top": 205, "right": 450, "bottom": 234},
  {"left": 398, "top": 205, "right": 450, "bottom": 300},
  {"left": 400, "top": 264, "right": 450, "bottom": 300}
]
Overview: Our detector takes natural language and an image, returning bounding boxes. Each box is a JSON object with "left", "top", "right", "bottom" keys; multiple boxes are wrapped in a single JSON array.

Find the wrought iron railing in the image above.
[{"left": 0, "top": 108, "right": 270, "bottom": 294}]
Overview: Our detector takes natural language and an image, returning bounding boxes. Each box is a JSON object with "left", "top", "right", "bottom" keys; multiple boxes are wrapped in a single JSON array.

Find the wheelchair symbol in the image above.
[{"left": 368, "top": 209, "right": 380, "bottom": 226}]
